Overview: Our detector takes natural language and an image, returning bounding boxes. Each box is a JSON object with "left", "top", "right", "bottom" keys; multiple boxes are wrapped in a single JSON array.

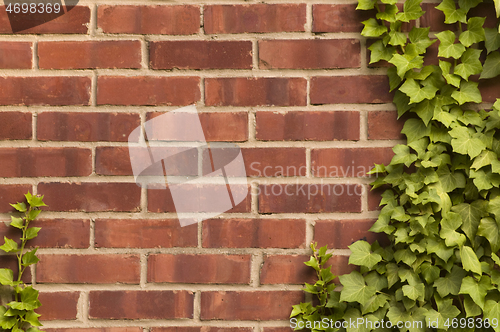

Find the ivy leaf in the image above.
[
  {"left": 459, "top": 276, "right": 493, "bottom": 309},
  {"left": 361, "top": 18, "right": 388, "bottom": 37},
  {"left": 437, "top": 167, "right": 466, "bottom": 192},
  {"left": 401, "top": 118, "right": 431, "bottom": 144},
  {"left": 22, "top": 248, "right": 39, "bottom": 267},
  {"left": 24, "top": 311, "right": 42, "bottom": 327},
  {"left": 485, "top": 28, "right": 500, "bottom": 53},
  {"left": 459, "top": 17, "right": 486, "bottom": 47},
  {"left": 348, "top": 241, "right": 382, "bottom": 269},
  {"left": 477, "top": 217, "right": 500, "bottom": 252},
  {"left": 452, "top": 201, "right": 486, "bottom": 242},
  {"left": 409, "top": 27, "right": 436, "bottom": 54},
  {"left": 0, "top": 237, "right": 18, "bottom": 253},
  {"left": 377, "top": 4, "right": 399, "bottom": 22},
  {"left": 425, "top": 298, "right": 461, "bottom": 329},
  {"left": 487, "top": 196, "right": 500, "bottom": 221},
  {"left": 25, "top": 227, "right": 41, "bottom": 240},
  {"left": 389, "top": 30, "right": 407, "bottom": 47},
  {"left": 439, "top": 60, "right": 461, "bottom": 87},
  {"left": 391, "top": 144, "right": 418, "bottom": 167},
  {"left": 0, "top": 269, "right": 13, "bottom": 286},
  {"left": 339, "top": 271, "right": 377, "bottom": 305},
  {"left": 435, "top": 0, "right": 467, "bottom": 24},
  {"left": 387, "top": 66, "right": 402, "bottom": 91},
  {"left": 10, "top": 202, "right": 26, "bottom": 213},
  {"left": 484, "top": 299, "right": 500, "bottom": 327},
  {"left": 464, "top": 295, "right": 482, "bottom": 317},
  {"left": 436, "top": 30, "right": 466, "bottom": 59},
  {"left": 389, "top": 54, "right": 424, "bottom": 79},
  {"left": 394, "top": 90, "right": 412, "bottom": 117},
  {"left": 399, "top": 78, "right": 438, "bottom": 104},
  {"left": 460, "top": 245, "right": 482, "bottom": 275},
  {"left": 433, "top": 266, "right": 466, "bottom": 297},
  {"left": 368, "top": 40, "right": 396, "bottom": 64},
  {"left": 458, "top": 0, "right": 483, "bottom": 12},
  {"left": 454, "top": 48, "right": 482, "bottom": 80},
  {"left": 9, "top": 216, "right": 24, "bottom": 229},
  {"left": 440, "top": 212, "right": 466, "bottom": 247},
  {"left": 357, "top": 0, "right": 377, "bottom": 10},
  {"left": 452, "top": 80, "right": 482, "bottom": 104},
  {"left": 402, "top": 283, "right": 425, "bottom": 301},
  {"left": 396, "top": 0, "right": 424, "bottom": 22},
  {"left": 480, "top": 52, "right": 500, "bottom": 79},
  {"left": 361, "top": 293, "right": 390, "bottom": 315},
  {"left": 449, "top": 125, "right": 486, "bottom": 158}
]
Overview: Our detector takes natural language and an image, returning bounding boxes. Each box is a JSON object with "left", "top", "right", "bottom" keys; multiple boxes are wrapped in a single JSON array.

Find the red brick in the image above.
[
  {"left": 0, "top": 184, "right": 31, "bottom": 213},
  {"left": 368, "top": 111, "right": 405, "bottom": 140},
  {"left": 89, "top": 291, "right": 194, "bottom": 319},
  {"left": 148, "top": 254, "right": 251, "bottom": 284},
  {"left": 38, "top": 41, "right": 141, "bottom": 69},
  {"left": 241, "top": 148, "right": 306, "bottom": 177},
  {"left": 258, "top": 184, "right": 362, "bottom": 213},
  {"left": 95, "top": 219, "right": 197, "bottom": 248},
  {"left": 479, "top": 78, "right": 500, "bottom": 103},
  {"left": 98, "top": 76, "right": 200, "bottom": 106},
  {"left": 311, "top": 76, "right": 393, "bottom": 104},
  {"left": 312, "top": 4, "right": 372, "bottom": 33},
  {"left": 419, "top": 4, "right": 456, "bottom": 32},
  {"left": 46, "top": 328, "right": 142, "bottom": 332},
  {"left": 0, "top": 147, "right": 91, "bottom": 177},
  {"left": 95, "top": 147, "right": 133, "bottom": 176},
  {"left": 314, "top": 219, "right": 389, "bottom": 249},
  {"left": 469, "top": 3, "right": 497, "bottom": 28},
  {"left": 37, "top": 112, "right": 140, "bottom": 142},
  {"left": 0, "top": 219, "right": 90, "bottom": 249},
  {"left": 256, "top": 111, "right": 360, "bottom": 141},
  {"left": 262, "top": 328, "right": 294, "bottom": 332},
  {"left": 37, "top": 254, "right": 140, "bottom": 284},
  {"left": 205, "top": 78, "right": 306, "bottom": 106},
  {"left": 0, "top": 77, "right": 90, "bottom": 106},
  {"left": 0, "top": 42, "right": 31, "bottom": 68},
  {"left": 200, "top": 291, "right": 303, "bottom": 320},
  {"left": 98, "top": 5, "right": 199, "bottom": 35},
  {"left": 259, "top": 39, "right": 360, "bottom": 69},
  {"left": 37, "top": 292, "right": 79, "bottom": 320},
  {"left": 204, "top": 4, "right": 306, "bottom": 34},
  {"left": 152, "top": 328, "right": 251, "bottom": 332},
  {"left": 0, "top": 112, "right": 31, "bottom": 140},
  {"left": 150, "top": 41, "right": 252, "bottom": 70},
  {"left": 260, "top": 255, "right": 316, "bottom": 284},
  {"left": 202, "top": 218, "right": 306, "bottom": 249},
  {"left": 0, "top": 255, "right": 31, "bottom": 283},
  {"left": 38, "top": 183, "right": 141, "bottom": 212},
  {"left": 368, "top": 185, "right": 385, "bottom": 211},
  {"left": 0, "top": 6, "right": 90, "bottom": 34},
  {"left": 423, "top": 40, "right": 439, "bottom": 66},
  {"left": 148, "top": 185, "right": 251, "bottom": 213},
  {"left": 311, "top": 147, "right": 394, "bottom": 177},
  {"left": 146, "top": 111, "right": 248, "bottom": 142},
  {"left": 326, "top": 255, "right": 357, "bottom": 281}
]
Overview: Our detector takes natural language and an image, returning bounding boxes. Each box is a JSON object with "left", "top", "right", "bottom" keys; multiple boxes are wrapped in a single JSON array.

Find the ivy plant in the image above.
[
  {"left": 292, "top": 0, "right": 500, "bottom": 330},
  {"left": 0, "top": 192, "right": 45, "bottom": 332}
]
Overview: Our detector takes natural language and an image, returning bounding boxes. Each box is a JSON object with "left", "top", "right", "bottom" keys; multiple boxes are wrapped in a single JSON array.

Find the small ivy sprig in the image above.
[{"left": 0, "top": 192, "right": 46, "bottom": 332}]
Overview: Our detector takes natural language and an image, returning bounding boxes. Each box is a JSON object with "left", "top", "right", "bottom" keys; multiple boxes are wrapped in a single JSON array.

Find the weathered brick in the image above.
[
  {"left": 311, "top": 147, "right": 394, "bottom": 177},
  {"left": 38, "top": 183, "right": 141, "bottom": 212},
  {"left": 241, "top": 148, "right": 306, "bottom": 177},
  {"left": 150, "top": 41, "right": 252, "bottom": 70},
  {"left": 152, "top": 328, "right": 251, "bottom": 332},
  {"left": 259, "top": 39, "right": 360, "bottom": 69},
  {"left": 95, "top": 147, "right": 133, "bottom": 176},
  {"left": 260, "top": 255, "right": 316, "bottom": 284},
  {"left": 200, "top": 291, "right": 303, "bottom": 320},
  {"left": 0, "top": 255, "right": 31, "bottom": 283},
  {"left": 312, "top": 4, "right": 372, "bottom": 32},
  {"left": 258, "top": 184, "right": 362, "bottom": 213},
  {"left": 420, "top": 4, "right": 452, "bottom": 32},
  {"left": 202, "top": 218, "right": 306, "bottom": 249},
  {"left": 0, "top": 77, "right": 91, "bottom": 106},
  {"left": 479, "top": 78, "right": 500, "bottom": 103},
  {"left": 89, "top": 291, "right": 194, "bottom": 319},
  {"left": 0, "top": 147, "right": 91, "bottom": 177},
  {"left": 314, "top": 219, "right": 389, "bottom": 249},
  {"left": 204, "top": 4, "right": 306, "bottom": 34},
  {"left": 311, "top": 76, "right": 393, "bottom": 104},
  {"left": 368, "top": 111, "right": 405, "bottom": 140},
  {"left": 368, "top": 185, "right": 385, "bottom": 211},
  {"left": 0, "top": 184, "right": 31, "bottom": 213},
  {"left": 256, "top": 111, "right": 360, "bottom": 141},
  {"left": 205, "top": 78, "right": 306, "bottom": 106},
  {"left": 98, "top": 5, "right": 199, "bottom": 35},
  {"left": 148, "top": 254, "right": 251, "bottom": 284},
  {"left": 262, "top": 328, "right": 294, "bottom": 332},
  {"left": 0, "top": 42, "right": 31, "bottom": 68},
  {"left": 37, "top": 292, "right": 79, "bottom": 320},
  {"left": 46, "top": 328, "right": 142, "bottom": 332},
  {"left": 0, "top": 112, "right": 31, "bottom": 140},
  {"left": 37, "top": 112, "right": 140, "bottom": 142},
  {"left": 97, "top": 76, "right": 200, "bottom": 106},
  {"left": 38, "top": 41, "right": 141, "bottom": 69}
]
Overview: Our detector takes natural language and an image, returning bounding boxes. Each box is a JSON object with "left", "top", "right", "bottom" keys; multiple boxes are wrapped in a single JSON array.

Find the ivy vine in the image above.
[{"left": 292, "top": 0, "right": 500, "bottom": 330}]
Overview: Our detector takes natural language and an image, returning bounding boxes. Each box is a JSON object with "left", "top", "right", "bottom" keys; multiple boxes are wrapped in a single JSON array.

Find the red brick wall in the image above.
[{"left": 1, "top": 1, "right": 485, "bottom": 331}]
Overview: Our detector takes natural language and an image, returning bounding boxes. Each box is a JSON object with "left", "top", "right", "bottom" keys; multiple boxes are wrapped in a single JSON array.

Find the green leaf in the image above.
[
  {"left": 357, "top": 0, "right": 377, "bottom": 10},
  {"left": 0, "top": 237, "right": 18, "bottom": 253},
  {"left": 24, "top": 311, "right": 42, "bottom": 327},
  {"left": 435, "top": 0, "right": 467, "bottom": 24},
  {"left": 339, "top": 271, "right": 376, "bottom": 305},
  {"left": 454, "top": 48, "right": 482, "bottom": 80},
  {"left": 464, "top": 295, "right": 482, "bottom": 317},
  {"left": 9, "top": 286, "right": 41, "bottom": 311},
  {"left": 437, "top": 167, "right": 466, "bottom": 192},
  {"left": 394, "top": 90, "right": 412, "bottom": 117},
  {"left": 459, "top": 276, "right": 493, "bottom": 309},
  {"left": 439, "top": 60, "right": 461, "bottom": 87},
  {"left": 27, "top": 194, "right": 46, "bottom": 208},
  {"left": 409, "top": 27, "right": 436, "bottom": 54},
  {"left": 453, "top": 201, "right": 486, "bottom": 242},
  {"left": 396, "top": 0, "right": 424, "bottom": 22},
  {"left": 434, "top": 266, "right": 466, "bottom": 297},
  {"left": 471, "top": 150, "right": 497, "bottom": 170},
  {"left": 451, "top": 80, "right": 482, "bottom": 105},
  {"left": 391, "top": 144, "right": 418, "bottom": 167},
  {"left": 361, "top": 293, "right": 389, "bottom": 315},
  {"left": 387, "top": 66, "right": 402, "bottom": 91},
  {"left": 484, "top": 299, "right": 500, "bottom": 328},
  {"left": 389, "top": 54, "right": 423, "bottom": 79},
  {"left": 401, "top": 118, "right": 431, "bottom": 144},
  {"left": 402, "top": 283, "right": 425, "bottom": 301},
  {"left": 449, "top": 125, "right": 486, "bottom": 158},
  {"left": 399, "top": 78, "right": 439, "bottom": 104},
  {"left": 485, "top": 28, "right": 500, "bottom": 53},
  {"left": 440, "top": 212, "right": 466, "bottom": 247},
  {"left": 459, "top": 17, "right": 486, "bottom": 47},
  {"left": 460, "top": 245, "right": 482, "bottom": 275},
  {"left": 10, "top": 202, "right": 26, "bottom": 213},
  {"left": 25, "top": 227, "right": 41, "bottom": 240},
  {"left": 477, "top": 217, "right": 500, "bottom": 252},
  {"left": 361, "top": 18, "right": 388, "bottom": 37},
  {"left": 348, "top": 241, "right": 382, "bottom": 269},
  {"left": 388, "top": 30, "right": 407, "bottom": 47},
  {"left": 377, "top": 4, "right": 399, "bottom": 21},
  {"left": 436, "top": 30, "right": 466, "bottom": 59},
  {"left": 480, "top": 51, "right": 500, "bottom": 79},
  {"left": 0, "top": 269, "right": 13, "bottom": 286},
  {"left": 9, "top": 216, "right": 24, "bottom": 229},
  {"left": 22, "top": 248, "right": 39, "bottom": 267},
  {"left": 368, "top": 40, "right": 396, "bottom": 64}
]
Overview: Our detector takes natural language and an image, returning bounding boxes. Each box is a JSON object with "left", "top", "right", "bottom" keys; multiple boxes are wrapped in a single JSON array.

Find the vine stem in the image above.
[{"left": 14, "top": 206, "right": 32, "bottom": 301}]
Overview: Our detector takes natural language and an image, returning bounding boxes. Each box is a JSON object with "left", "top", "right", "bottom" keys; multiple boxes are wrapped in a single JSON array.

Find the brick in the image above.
[
  {"left": 204, "top": 4, "right": 306, "bottom": 34},
  {"left": 311, "top": 147, "right": 394, "bottom": 177},
  {"left": 262, "top": 328, "right": 294, "bottom": 332},
  {"left": 259, "top": 39, "right": 360, "bottom": 69},
  {"left": 241, "top": 148, "right": 306, "bottom": 177},
  {"left": 0, "top": 6, "right": 90, "bottom": 34},
  {"left": 0, "top": 112, "right": 31, "bottom": 140},
  {"left": 148, "top": 185, "right": 251, "bottom": 213},
  {"left": 0, "top": 184, "right": 31, "bottom": 213},
  {"left": 37, "top": 254, "right": 140, "bottom": 284},
  {"left": 98, "top": 5, "right": 199, "bottom": 35},
  {"left": 202, "top": 218, "right": 306, "bottom": 248},
  {"left": 98, "top": 76, "right": 200, "bottom": 106},
  {"left": 46, "top": 328, "right": 142, "bottom": 332},
  {"left": 420, "top": 4, "right": 452, "bottom": 32},
  {"left": 146, "top": 111, "right": 248, "bottom": 142},
  {"left": 38, "top": 183, "right": 141, "bottom": 212},
  {"left": 37, "top": 292, "right": 79, "bottom": 320},
  {"left": 256, "top": 111, "right": 360, "bottom": 141},
  {"left": 311, "top": 76, "right": 393, "bottom": 104},
  {"left": 95, "top": 219, "right": 197, "bottom": 248},
  {"left": 0, "top": 219, "right": 89, "bottom": 249},
  {"left": 479, "top": 78, "right": 500, "bottom": 103},
  {"left": 314, "top": 219, "right": 389, "bottom": 249},
  {"left": 89, "top": 291, "right": 194, "bottom": 319},
  {"left": 205, "top": 78, "right": 306, "bottom": 106},
  {"left": 0, "top": 77, "right": 90, "bottom": 106},
  {"left": 152, "top": 328, "right": 250, "bottom": 332},
  {"left": 0, "top": 42, "right": 31, "bottom": 68},
  {"left": 38, "top": 41, "right": 141, "bottom": 69},
  {"left": 258, "top": 184, "right": 362, "bottom": 213},
  {"left": 37, "top": 112, "right": 140, "bottom": 142},
  {"left": 423, "top": 40, "right": 439, "bottom": 66},
  {"left": 469, "top": 3, "right": 498, "bottom": 28},
  {"left": 95, "top": 147, "right": 133, "bottom": 176},
  {"left": 0, "top": 147, "right": 91, "bottom": 177},
  {"left": 0, "top": 255, "right": 31, "bottom": 283},
  {"left": 312, "top": 4, "right": 372, "bottom": 32},
  {"left": 148, "top": 254, "right": 251, "bottom": 284},
  {"left": 260, "top": 255, "right": 316, "bottom": 284},
  {"left": 368, "top": 111, "right": 405, "bottom": 140},
  {"left": 368, "top": 185, "right": 385, "bottom": 211},
  {"left": 200, "top": 291, "right": 303, "bottom": 320},
  {"left": 150, "top": 41, "right": 252, "bottom": 70},
  {"left": 325, "top": 255, "right": 357, "bottom": 281}
]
